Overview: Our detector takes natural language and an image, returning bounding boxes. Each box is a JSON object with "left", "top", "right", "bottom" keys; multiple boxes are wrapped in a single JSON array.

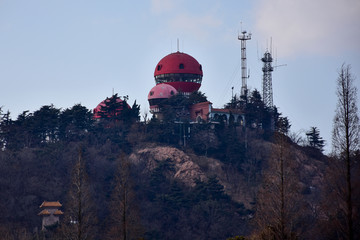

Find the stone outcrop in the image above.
[{"left": 129, "top": 146, "right": 208, "bottom": 187}]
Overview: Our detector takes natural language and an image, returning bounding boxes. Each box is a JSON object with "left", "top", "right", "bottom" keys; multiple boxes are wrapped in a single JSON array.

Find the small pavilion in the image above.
[{"left": 38, "top": 201, "right": 63, "bottom": 230}]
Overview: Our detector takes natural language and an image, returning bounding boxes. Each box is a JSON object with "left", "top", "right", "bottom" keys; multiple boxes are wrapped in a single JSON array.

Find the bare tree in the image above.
[
  {"left": 331, "top": 64, "right": 359, "bottom": 240},
  {"left": 61, "top": 148, "right": 97, "bottom": 240},
  {"left": 253, "top": 132, "right": 302, "bottom": 239},
  {"left": 107, "top": 155, "right": 143, "bottom": 240},
  {"left": 0, "top": 225, "right": 33, "bottom": 240}
]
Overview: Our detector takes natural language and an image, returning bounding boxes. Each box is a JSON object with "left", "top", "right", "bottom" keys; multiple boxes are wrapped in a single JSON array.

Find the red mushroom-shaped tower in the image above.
[
  {"left": 148, "top": 83, "right": 178, "bottom": 113},
  {"left": 154, "top": 51, "right": 203, "bottom": 94}
]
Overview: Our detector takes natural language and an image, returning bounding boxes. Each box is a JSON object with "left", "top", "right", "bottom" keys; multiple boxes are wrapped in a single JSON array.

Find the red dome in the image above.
[
  {"left": 153, "top": 51, "right": 203, "bottom": 93},
  {"left": 93, "top": 96, "right": 131, "bottom": 119},
  {"left": 154, "top": 51, "right": 203, "bottom": 76},
  {"left": 148, "top": 83, "right": 178, "bottom": 101},
  {"left": 164, "top": 82, "right": 201, "bottom": 93},
  {"left": 148, "top": 84, "right": 178, "bottom": 113}
]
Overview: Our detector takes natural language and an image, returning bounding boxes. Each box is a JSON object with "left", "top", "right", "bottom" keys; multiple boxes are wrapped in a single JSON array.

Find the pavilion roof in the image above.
[
  {"left": 38, "top": 210, "right": 51, "bottom": 215},
  {"left": 54, "top": 210, "right": 64, "bottom": 215},
  {"left": 40, "top": 201, "right": 62, "bottom": 208}
]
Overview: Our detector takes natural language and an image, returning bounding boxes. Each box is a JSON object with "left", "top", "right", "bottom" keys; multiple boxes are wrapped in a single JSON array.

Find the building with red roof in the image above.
[
  {"left": 154, "top": 51, "right": 203, "bottom": 94},
  {"left": 148, "top": 50, "right": 245, "bottom": 125},
  {"left": 148, "top": 83, "right": 178, "bottom": 119},
  {"left": 38, "top": 201, "right": 63, "bottom": 230}
]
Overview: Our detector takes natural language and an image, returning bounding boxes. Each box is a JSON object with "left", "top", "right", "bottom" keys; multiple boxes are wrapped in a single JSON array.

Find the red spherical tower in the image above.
[
  {"left": 153, "top": 51, "right": 203, "bottom": 94},
  {"left": 148, "top": 83, "right": 178, "bottom": 114}
]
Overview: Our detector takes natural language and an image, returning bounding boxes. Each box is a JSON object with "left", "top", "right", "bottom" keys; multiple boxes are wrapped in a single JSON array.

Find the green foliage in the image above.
[
  {"left": 0, "top": 110, "right": 31, "bottom": 149},
  {"left": 224, "top": 89, "right": 287, "bottom": 134},
  {"left": 159, "top": 91, "right": 208, "bottom": 123},
  {"left": 1, "top": 104, "right": 96, "bottom": 149},
  {"left": 32, "top": 105, "right": 61, "bottom": 143},
  {"left": 0, "top": 105, "right": 62, "bottom": 149},
  {"left": 149, "top": 159, "right": 174, "bottom": 197},
  {"left": 306, "top": 126, "right": 325, "bottom": 151},
  {"left": 188, "top": 123, "right": 220, "bottom": 156},
  {"left": 143, "top": 168, "right": 245, "bottom": 239},
  {"left": 0, "top": 89, "right": 332, "bottom": 239},
  {"left": 59, "top": 104, "right": 93, "bottom": 141},
  {"left": 130, "top": 100, "right": 141, "bottom": 122},
  {"left": 188, "top": 90, "right": 208, "bottom": 104},
  {"left": 192, "top": 176, "right": 229, "bottom": 202},
  {"left": 98, "top": 93, "right": 125, "bottom": 121},
  {"left": 275, "top": 113, "right": 291, "bottom": 135}
]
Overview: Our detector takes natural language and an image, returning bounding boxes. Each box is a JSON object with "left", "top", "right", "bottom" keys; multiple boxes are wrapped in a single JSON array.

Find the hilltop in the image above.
[
  {"left": 0, "top": 89, "right": 358, "bottom": 239},
  {"left": 0, "top": 109, "right": 331, "bottom": 239}
]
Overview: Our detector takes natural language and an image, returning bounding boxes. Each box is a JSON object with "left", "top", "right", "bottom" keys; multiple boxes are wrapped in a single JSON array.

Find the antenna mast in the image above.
[
  {"left": 238, "top": 30, "right": 252, "bottom": 98},
  {"left": 261, "top": 50, "right": 274, "bottom": 108}
]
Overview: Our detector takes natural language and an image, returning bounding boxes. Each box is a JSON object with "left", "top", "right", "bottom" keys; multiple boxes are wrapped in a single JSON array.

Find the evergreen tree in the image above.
[
  {"left": 188, "top": 91, "right": 208, "bottom": 104},
  {"left": 129, "top": 100, "right": 140, "bottom": 123},
  {"left": 306, "top": 127, "right": 325, "bottom": 151},
  {"left": 59, "top": 104, "right": 93, "bottom": 141},
  {"left": 245, "top": 89, "right": 264, "bottom": 128},
  {"left": 275, "top": 114, "right": 291, "bottom": 135},
  {"left": 98, "top": 94, "right": 125, "bottom": 122},
  {"left": 32, "top": 104, "right": 60, "bottom": 144}
]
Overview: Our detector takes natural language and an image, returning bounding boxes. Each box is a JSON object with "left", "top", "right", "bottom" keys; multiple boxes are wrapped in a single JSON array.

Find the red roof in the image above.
[
  {"left": 148, "top": 83, "right": 178, "bottom": 100},
  {"left": 154, "top": 51, "right": 203, "bottom": 76},
  {"left": 40, "top": 201, "right": 62, "bottom": 208},
  {"left": 54, "top": 210, "right": 64, "bottom": 215},
  {"left": 38, "top": 210, "right": 51, "bottom": 215}
]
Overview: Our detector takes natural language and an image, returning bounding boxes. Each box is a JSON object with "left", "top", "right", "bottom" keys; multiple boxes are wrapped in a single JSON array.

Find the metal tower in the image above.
[
  {"left": 238, "top": 31, "right": 251, "bottom": 98},
  {"left": 261, "top": 50, "right": 274, "bottom": 108}
]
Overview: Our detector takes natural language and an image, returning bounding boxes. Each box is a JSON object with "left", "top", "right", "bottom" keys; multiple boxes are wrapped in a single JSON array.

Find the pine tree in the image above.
[
  {"left": 32, "top": 105, "right": 60, "bottom": 143},
  {"left": 306, "top": 127, "right": 325, "bottom": 151},
  {"left": 59, "top": 104, "right": 93, "bottom": 141},
  {"left": 98, "top": 94, "right": 124, "bottom": 121}
]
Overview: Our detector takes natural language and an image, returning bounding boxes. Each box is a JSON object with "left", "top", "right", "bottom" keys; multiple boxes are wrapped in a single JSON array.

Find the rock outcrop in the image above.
[{"left": 129, "top": 146, "right": 208, "bottom": 187}]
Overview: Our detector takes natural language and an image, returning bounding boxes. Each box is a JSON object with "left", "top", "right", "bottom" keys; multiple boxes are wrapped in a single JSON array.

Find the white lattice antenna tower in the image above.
[{"left": 238, "top": 30, "right": 252, "bottom": 98}]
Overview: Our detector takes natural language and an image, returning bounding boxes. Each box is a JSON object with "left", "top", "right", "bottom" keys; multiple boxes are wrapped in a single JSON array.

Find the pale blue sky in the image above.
[{"left": 1, "top": 0, "right": 359, "bottom": 153}]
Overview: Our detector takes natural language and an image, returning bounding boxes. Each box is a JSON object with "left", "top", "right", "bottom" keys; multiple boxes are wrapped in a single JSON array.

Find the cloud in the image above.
[{"left": 254, "top": 0, "right": 360, "bottom": 57}]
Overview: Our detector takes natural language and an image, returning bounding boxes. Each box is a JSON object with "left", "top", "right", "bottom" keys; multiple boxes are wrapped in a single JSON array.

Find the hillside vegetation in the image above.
[{"left": 0, "top": 90, "right": 359, "bottom": 240}]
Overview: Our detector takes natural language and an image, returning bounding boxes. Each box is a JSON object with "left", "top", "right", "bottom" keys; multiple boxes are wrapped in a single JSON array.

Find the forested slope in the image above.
[{"left": 0, "top": 93, "right": 358, "bottom": 239}]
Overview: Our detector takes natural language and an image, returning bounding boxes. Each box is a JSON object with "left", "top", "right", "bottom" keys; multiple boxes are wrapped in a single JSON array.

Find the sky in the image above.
[{"left": 1, "top": 0, "right": 359, "bottom": 153}]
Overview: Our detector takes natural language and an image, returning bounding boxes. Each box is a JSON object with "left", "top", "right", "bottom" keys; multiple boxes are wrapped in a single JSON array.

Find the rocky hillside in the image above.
[
  {"left": 129, "top": 140, "right": 327, "bottom": 212},
  {"left": 0, "top": 103, "right": 338, "bottom": 239}
]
